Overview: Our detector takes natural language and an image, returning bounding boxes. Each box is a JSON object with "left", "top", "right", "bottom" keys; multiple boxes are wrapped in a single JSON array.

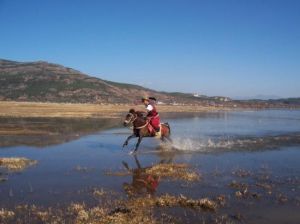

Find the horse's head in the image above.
[{"left": 123, "top": 109, "right": 137, "bottom": 127}]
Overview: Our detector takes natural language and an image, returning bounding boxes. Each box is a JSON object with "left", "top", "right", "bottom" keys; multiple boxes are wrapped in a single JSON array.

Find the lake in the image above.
[{"left": 0, "top": 110, "right": 300, "bottom": 223}]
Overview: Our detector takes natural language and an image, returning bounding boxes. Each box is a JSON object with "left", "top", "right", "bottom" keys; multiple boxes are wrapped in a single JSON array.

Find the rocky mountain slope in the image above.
[
  {"left": 0, "top": 59, "right": 229, "bottom": 105},
  {"left": 1, "top": 59, "right": 299, "bottom": 108}
]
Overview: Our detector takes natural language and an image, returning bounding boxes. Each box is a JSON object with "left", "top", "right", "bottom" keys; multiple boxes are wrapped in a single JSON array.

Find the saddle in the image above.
[{"left": 147, "top": 123, "right": 162, "bottom": 138}]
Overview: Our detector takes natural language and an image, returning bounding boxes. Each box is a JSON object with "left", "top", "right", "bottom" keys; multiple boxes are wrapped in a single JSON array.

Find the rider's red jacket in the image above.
[{"left": 145, "top": 103, "right": 160, "bottom": 131}]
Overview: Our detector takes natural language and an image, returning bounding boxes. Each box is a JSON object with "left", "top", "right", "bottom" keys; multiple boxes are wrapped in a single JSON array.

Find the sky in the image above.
[{"left": 0, "top": 0, "right": 299, "bottom": 98}]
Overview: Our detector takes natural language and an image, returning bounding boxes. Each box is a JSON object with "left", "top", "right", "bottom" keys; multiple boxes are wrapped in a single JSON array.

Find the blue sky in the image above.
[{"left": 0, "top": 0, "right": 299, "bottom": 98}]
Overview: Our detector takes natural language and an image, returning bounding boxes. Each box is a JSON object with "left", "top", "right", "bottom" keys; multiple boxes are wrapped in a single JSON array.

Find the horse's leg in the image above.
[
  {"left": 161, "top": 125, "right": 172, "bottom": 143},
  {"left": 133, "top": 136, "right": 143, "bottom": 153},
  {"left": 134, "top": 154, "right": 142, "bottom": 168},
  {"left": 123, "top": 134, "right": 136, "bottom": 148},
  {"left": 122, "top": 161, "right": 131, "bottom": 171},
  {"left": 165, "top": 136, "right": 173, "bottom": 143}
]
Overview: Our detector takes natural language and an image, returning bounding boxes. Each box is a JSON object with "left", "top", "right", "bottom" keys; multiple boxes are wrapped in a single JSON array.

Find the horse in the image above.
[{"left": 123, "top": 109, "right": 172, "bottom": 153}]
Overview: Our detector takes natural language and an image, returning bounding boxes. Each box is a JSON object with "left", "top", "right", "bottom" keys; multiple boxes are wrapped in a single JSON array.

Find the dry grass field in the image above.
[{"left": 0, "top": 101, "right": 223, "bottom": 118}]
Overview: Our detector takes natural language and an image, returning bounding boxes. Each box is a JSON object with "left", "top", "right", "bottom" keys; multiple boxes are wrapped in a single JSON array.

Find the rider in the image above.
[{"left": 141, "top": 97, "right": 160, "bottom": 134}]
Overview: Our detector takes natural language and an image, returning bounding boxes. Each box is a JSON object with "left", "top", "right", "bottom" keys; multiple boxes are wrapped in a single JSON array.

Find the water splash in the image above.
[
  {"left": 168, "top": 132, "right": 300, "bottom": 152},
  {"left": 170, "top": 137, "right": 234, "bottom": 152}
]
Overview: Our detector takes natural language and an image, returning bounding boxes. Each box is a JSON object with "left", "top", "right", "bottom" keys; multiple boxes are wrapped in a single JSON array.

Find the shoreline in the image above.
[
  {"left": 0, "top": 101, "right": 229, "bottom": 118},
  {"left": 0, "top": 101, "right": 298, "bottom": 118}
]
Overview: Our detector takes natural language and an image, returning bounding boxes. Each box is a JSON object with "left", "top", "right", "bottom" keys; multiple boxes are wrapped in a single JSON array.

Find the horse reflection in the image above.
[
  {"left": 0, "top": 172, "right": 7, "bottom": 182},
  {"left": 122, "top": 155, "right": 174, "bottom": 196}
]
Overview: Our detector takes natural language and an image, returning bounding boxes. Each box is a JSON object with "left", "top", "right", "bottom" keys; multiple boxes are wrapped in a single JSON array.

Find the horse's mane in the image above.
[
  {"left": 129, "top": 108, "right": 135, "bottom": 114},
  {"left": 136, "top": 111, "right": 144, "bottom": 117},
  {"left": 129, "top": 109, "right": 145, "bottom": 118}
]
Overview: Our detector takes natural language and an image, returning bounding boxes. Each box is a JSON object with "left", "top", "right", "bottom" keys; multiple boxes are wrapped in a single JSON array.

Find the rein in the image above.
[
  {"left": 126, "top": 113, "right": 137, "bottom": 124},
  {"left": 135, "top": 121, "right": 149, "bottom": 129},
  {"left": 134, "top": 114, "right": 158, "bottom": 129},
  {"left": 125, "top": 112, "right": 149, "bottom": 130}
]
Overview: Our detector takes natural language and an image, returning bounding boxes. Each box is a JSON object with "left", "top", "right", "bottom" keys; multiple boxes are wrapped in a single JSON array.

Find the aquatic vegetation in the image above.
[
  {"left": 229, "top": 181, "right": 262, "bottom": 199},
  {"left": 92, "top": 188, "right": 112, "bottom": 198},
  {"left": 0, "top": 157, "right": 37, "bottom": 171},
  {"left": 106, "top": 163, "right": 200, "bottom": 182},
  {"left": 215, "top": 195, "right": 226, "bottom": 206},
  {"left": 0, "top": 194, "right": 217, "bottom": 224},
  {"left": 231, "top": 168, "right": 253, "bottom": 178},
  {"left": 0, "top": 209, "right": 15, "bottom": 223},
  {"left": 155, "top": 194, "right": 217, "bottom": 211},
  {"left": 229, "top": 180, "right": 248, "bottom": 190},
  {"left": 235, "top": 189, "right": 247, "bottom": 198},
  {"left": 73, "top": 165, "right": 94, "bottom": 173},
  {"left": 255, "top": 182, "right": 273, "bottom": 194},
  {"left": 145, "top": 163, "right": 201, "bottom": 182}
]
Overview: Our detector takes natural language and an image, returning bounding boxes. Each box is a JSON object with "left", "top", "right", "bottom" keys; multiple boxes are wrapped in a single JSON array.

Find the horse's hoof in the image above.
[{"left": 129, "top": 150, "right": 136, "bottom": 155}]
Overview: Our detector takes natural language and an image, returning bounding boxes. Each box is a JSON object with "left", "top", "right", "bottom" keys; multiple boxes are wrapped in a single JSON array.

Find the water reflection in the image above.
[
  {"left": 122, "top": 156, "right": 160, "bottom": 195},
  {"left": 121, "top": 155, "right": 176, "bottom": 196},
  {"left": 0, "top": 171, "right": 7, "bottom": 182},
  {"left": 0, "top": 117, "right": 121, "bottom": 147}
]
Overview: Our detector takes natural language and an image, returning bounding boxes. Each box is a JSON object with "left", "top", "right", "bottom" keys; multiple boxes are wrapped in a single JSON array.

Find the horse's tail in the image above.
[
  {"left": 162, "top": 122, "right": 170, "bottom": 135},
  {"left": 166, "top": 122, "right": 171, "bottom": 135}
]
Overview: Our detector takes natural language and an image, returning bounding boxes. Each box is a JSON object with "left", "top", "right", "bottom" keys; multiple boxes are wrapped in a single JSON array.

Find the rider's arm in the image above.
[
  {"left": 145, "top": 104, "right": 154, "bottom": 118},
  {"left": 146, "top": 104, "right": 153, "bottom": 112}
]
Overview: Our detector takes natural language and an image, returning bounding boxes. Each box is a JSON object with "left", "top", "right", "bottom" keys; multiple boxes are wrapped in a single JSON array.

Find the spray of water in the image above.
[
  {"left": 165, "top": 132, "right": 300, "bottom": 152},
  {"left": 170, "top": 137, "right": 235, "bottom": 152}
]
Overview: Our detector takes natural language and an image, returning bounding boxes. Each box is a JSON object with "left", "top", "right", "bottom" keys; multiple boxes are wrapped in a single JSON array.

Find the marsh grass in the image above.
[
  {"left": 0, "top": 193, "right": 218, "bottom": 224},
  {"left": 0, "top": 157, "right": 37, "bottom": 171},
  {"left": 106, "top": 163, "right": 201, "bottom": 182},
  {"left": 145, "top": 163, "right": 201, "bottom": 182}
]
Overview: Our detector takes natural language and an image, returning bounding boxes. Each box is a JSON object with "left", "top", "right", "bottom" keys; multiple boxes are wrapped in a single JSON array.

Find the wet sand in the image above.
[{"left": 0, "top": 117, "right": 121, "bottom": 147}]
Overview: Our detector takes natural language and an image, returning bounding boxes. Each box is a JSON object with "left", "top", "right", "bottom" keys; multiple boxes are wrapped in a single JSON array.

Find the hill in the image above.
[
  {"left": 1, "top": 59, "right": 299, "bottom": 108},
  {"left": 0, "top": 59, "right": 229, "bottom": 105}
]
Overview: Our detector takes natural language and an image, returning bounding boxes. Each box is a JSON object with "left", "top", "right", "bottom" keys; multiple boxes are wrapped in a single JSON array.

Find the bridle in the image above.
[
  {"left": 124, "top": 113, "right": 137, "bottom": 125},
  {"left": 124, "top": 112, "right": 149, "bottom": 129}
]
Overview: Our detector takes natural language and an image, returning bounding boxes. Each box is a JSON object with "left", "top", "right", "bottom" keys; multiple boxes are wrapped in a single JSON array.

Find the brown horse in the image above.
[{"left": 123, "top": 109, "right": 171, "bottom": 153}]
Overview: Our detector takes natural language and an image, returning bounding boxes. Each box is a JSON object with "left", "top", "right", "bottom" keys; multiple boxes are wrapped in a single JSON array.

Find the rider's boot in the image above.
[{"left": 154, "top": 127, "right": 161, "bottom": 137}]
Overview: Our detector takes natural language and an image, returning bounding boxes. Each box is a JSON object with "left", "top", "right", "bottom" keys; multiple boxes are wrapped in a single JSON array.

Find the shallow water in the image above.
[{"left": 0, "top": 110, "right": 300, "bottom": 223}]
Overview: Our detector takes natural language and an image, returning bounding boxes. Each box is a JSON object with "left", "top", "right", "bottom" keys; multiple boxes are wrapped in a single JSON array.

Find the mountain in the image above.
[
  {"left": 266, "top": 98, "right": 300, "bottom": 105},
  {"left": 0, "top": 59, "right": 228, "bottom": 104},
  {"left": 234, "top": 95, "right": 282, "bottom": 100},
  {"left": 1, "top": 59, "right": 299, "bottom": 108}
]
